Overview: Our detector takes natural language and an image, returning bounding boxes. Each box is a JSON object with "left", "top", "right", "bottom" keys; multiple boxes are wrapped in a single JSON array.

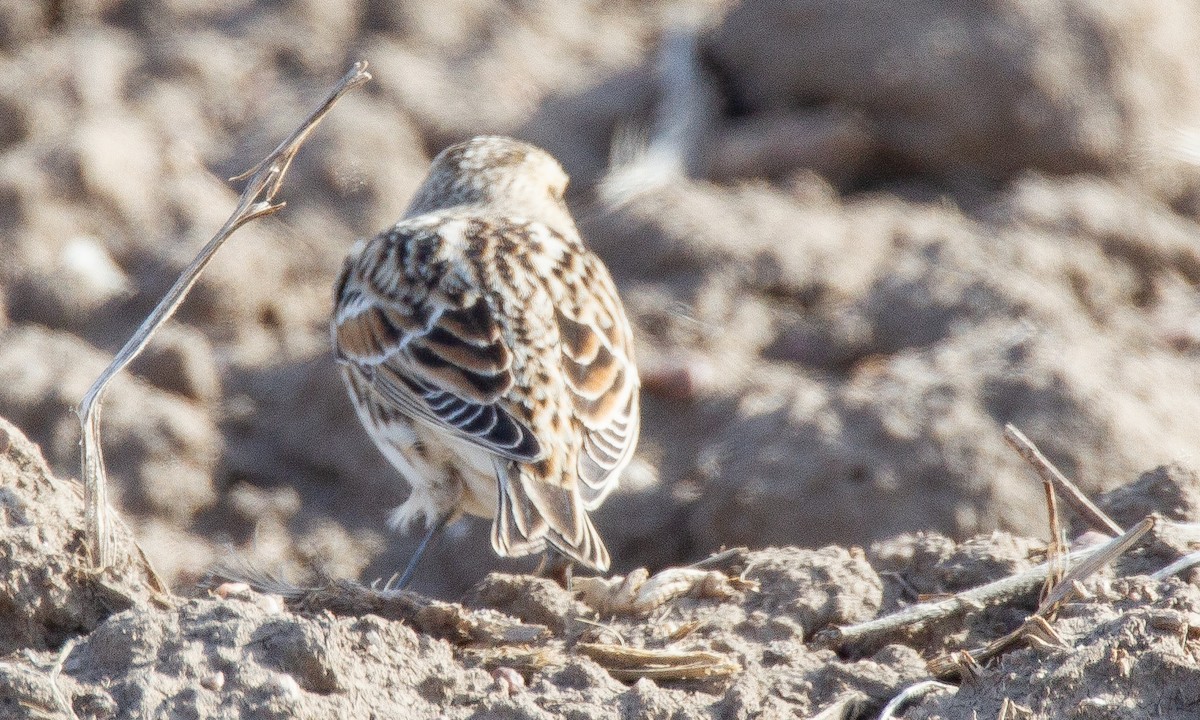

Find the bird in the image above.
[{"left": 331, "top": 136, "right": 640, "bottom": 586}]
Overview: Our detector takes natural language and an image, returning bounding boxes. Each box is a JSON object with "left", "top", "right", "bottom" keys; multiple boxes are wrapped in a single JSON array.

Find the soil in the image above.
[{"left": 2, "top": 0, "right": 1200, "bottom": 717}]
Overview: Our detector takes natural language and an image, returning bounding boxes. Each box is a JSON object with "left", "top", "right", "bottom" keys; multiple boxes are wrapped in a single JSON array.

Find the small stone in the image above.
[
  {"left": 213, "top": 582, "right": 252, "bottom": 599},
  {"left": 491, "top": 667, "right": 525, "bottom": 695},
  {"left": 264, "top": 672, "right": 302, "bottom": 701},
  {"left": 135, "top": 324, "right": 221, "bottom": 403},
  {"left": 200, "top": 671, "right": 226, "bottom": 691},
  {"left": 9, "top": 236, "right": 132, "bottom": 328}
]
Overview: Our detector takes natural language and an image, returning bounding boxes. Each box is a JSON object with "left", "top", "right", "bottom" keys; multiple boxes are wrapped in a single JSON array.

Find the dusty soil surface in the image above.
[
  {"left": 2, "top": 418, "right": 1199, "bottom": 718},
  {"left": 2, "top": 0, "right": 1200, "bottom": 717}
]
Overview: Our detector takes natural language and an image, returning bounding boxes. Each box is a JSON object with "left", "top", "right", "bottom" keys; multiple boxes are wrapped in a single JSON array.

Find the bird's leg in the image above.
[
  {"left": 392, "top": 513, "right": 450, "bottom": 590},
  {"left": 535, "top": 550, "right": 574, "bottom": 588}
]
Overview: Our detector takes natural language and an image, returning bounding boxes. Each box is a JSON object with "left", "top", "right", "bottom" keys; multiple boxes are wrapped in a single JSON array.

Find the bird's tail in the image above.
[{"left": 491, "top": 461, "right": 611, "bottom": 572}]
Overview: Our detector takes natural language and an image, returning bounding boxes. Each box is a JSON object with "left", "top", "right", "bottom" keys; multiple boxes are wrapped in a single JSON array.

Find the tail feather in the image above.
[
  {"left": 492, "top": 470, "right": 547, "bottom": 558},
  {"left": 491, "top": 462, "right": 611, "bottom": 572},
  {"left": 557, "top": 513, "right": 610, "bottom": 572}
]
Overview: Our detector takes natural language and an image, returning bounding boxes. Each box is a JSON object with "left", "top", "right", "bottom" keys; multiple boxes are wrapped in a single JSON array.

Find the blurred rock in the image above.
[
  {"left": 583, "top": 173, "right": 1200, "bottom": 558},
  {"left": 0, "top": 2, "right": 48, "bottom": 52},
  {"left": 700, "top": 0, "right": 1200, "bottom": 195},
  {"left": 75, "top": 116, "right": 162, "bottom": 225},
  {"left": 7, "top": 236, "right": 133, "bottom": 329},
  {"left": 135, "top": 322, "right": 221, "bottom": 403}
]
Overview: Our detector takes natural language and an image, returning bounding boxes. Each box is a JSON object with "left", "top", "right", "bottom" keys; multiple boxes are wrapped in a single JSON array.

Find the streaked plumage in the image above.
[{"left": 332, "top": 136, "right": 639, "bottom": 572}]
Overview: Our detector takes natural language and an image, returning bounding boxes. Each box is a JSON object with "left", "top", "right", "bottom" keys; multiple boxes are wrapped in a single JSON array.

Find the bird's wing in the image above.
[
  {"left": 332, "top": 221, "right": 543, "bottom": 462},
  {"left": 488, "top": 223, "right": 637, "bottom": 570},
  {"left": 547, "top": 243, "right": 641, "bottom": 510}
]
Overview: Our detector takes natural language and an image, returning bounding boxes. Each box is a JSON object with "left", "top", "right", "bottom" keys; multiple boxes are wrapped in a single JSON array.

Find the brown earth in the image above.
[
  {"left": 3, "top": 417, "right": 1199, "bottom": 718},
  {"left": 2, "top": 0, "right": 1200, "bottom": 717}
]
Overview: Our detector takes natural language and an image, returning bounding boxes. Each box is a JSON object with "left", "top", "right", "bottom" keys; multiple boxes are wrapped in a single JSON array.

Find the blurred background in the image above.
[{"left": 1, "top": 0, "right": 1199, "bottom": 597}]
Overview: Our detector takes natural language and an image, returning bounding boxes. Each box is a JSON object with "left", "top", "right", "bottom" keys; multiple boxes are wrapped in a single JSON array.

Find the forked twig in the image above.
[
  {"left": 76, "top": 62, "right": 372, "bottom": 569},
  {"left": 928, "top": 516, "right": 1156, "bottom": 677},
  {"left": 1003, "top": 424, "right": 1123, "bottom": 536}
]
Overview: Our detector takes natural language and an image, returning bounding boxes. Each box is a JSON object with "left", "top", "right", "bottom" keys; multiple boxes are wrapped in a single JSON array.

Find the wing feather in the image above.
[
  {"left": 333, "top": 223, "right": 543, "bottom": 462},
  {"left": 549, "top": 255, "right": 640, "bottom": 509}
]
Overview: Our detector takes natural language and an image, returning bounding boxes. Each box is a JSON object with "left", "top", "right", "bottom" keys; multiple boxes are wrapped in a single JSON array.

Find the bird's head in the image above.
[{"left": 405, "top": 136, "right": 572, "bottom": 230}]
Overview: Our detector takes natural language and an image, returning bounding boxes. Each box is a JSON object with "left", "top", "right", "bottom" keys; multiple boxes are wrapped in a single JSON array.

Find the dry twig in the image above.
[
  {"left": 997, "top": 697, "right": 1034, "bottom": 720},
  {"left": 929, "top": 516, "right": 1156, "bottom": 677},
  {"left": 16, "top": 638, "right": 82, "bottom": 719},
  {"left": 76, "top": 62, "right": 371, "bottom": 570},
  {"left": 1003, "top": 424, "right": 1123, "bottom": 536},
  {"left": 814, "top": 553, "right": 1087, "bottom": 650},
  {"left": 817, "top": 516, "right": 1156, "bottom": 651},
  {"left": 804, "top": 691, "right": 870, "bottom": 720},
  {"left": 1039, "top": 478, "right": 1067, "bottom": 609},
  {"left": 211, "top": 563, "right": 546, "bottom": 646},
  {"left": 1152, "top": 548, "right": 1200, "bottom": 580},
  {"left": 1036, "top": 516, "right": 1153, "bottom": 613},
  {"left": 47, "top": 638, "right": 79, "bottom": 720}
]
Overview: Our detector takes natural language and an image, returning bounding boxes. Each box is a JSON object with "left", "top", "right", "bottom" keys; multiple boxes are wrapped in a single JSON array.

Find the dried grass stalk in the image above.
[
  {"left": 75, "top": 62, "right": 371, "bottom": 570},
  {"left": 576, "top": 642, "right": 740, "bottom": 681}
]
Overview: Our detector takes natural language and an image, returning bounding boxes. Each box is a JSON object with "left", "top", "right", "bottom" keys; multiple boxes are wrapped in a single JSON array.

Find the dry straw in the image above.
[{"left": 75, "top": 62, "right": 372, "bottom": 571}]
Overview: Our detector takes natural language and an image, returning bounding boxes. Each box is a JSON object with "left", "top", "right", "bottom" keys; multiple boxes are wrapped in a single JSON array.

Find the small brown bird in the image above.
[{"left": 332, "top": 136, "right": 639, "bottom": 585}]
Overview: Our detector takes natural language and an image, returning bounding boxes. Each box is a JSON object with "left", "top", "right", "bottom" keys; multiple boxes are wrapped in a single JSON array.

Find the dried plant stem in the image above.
[
  {"left": 1003, "top": 424, "right": 1123, "bottom": 536},
  {"left": 928, "top": 516, "right": 1156, "bottom": 677},
  {"left": 814, "top": 553, "right": 1087, "bottom": 650},
  {"left": 76, "top": 62, "right": 372, "bottom": 569},
  {"left": 815, "top": 516, "right": 1155, "bottom": 651},
  {"left": 1037, "top": 515, "right": 1153, "bottom": 613},
  {"left": 575, "top": 642, "right": 740, "bottom": 681},
  {"left": 1151, "top": 548, "right": 1200, "bottom": 580},
  {"left": 1039, "top": 478, "right": 1066, "bottom": 607},
  {"left": 48, "top": 638, "right": 79, "bottom": 720}
]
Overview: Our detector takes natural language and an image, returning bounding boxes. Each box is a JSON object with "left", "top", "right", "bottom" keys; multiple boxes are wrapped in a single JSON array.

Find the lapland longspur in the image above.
[{"left": 333, "top": 136, "right": 640, "bottom": 583}]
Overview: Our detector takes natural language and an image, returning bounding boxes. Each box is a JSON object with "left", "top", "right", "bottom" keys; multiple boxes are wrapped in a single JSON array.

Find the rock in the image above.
[
  {"left": 134, "top": 323, "right": 221, "bottom": 404},
  {"left": 0, "top": 416, "right": 158, "bottom": 655},
  {"left": 1101, "top": 463, "right": 1200, "bottom": 526},
  {"left": 700, "top": 0, "right": 1200, "bottom": 196},
  {"left": 7, "top": 236, "right": 133, "bottom": 329}
]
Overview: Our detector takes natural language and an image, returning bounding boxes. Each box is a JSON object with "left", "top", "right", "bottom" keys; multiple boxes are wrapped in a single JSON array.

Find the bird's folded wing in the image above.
[
  {"left": 552, "top": 252, "right": 641, "bottom": 510},
  {"left": 333, "top": 235, "right": 543, "bottom": 462}
]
